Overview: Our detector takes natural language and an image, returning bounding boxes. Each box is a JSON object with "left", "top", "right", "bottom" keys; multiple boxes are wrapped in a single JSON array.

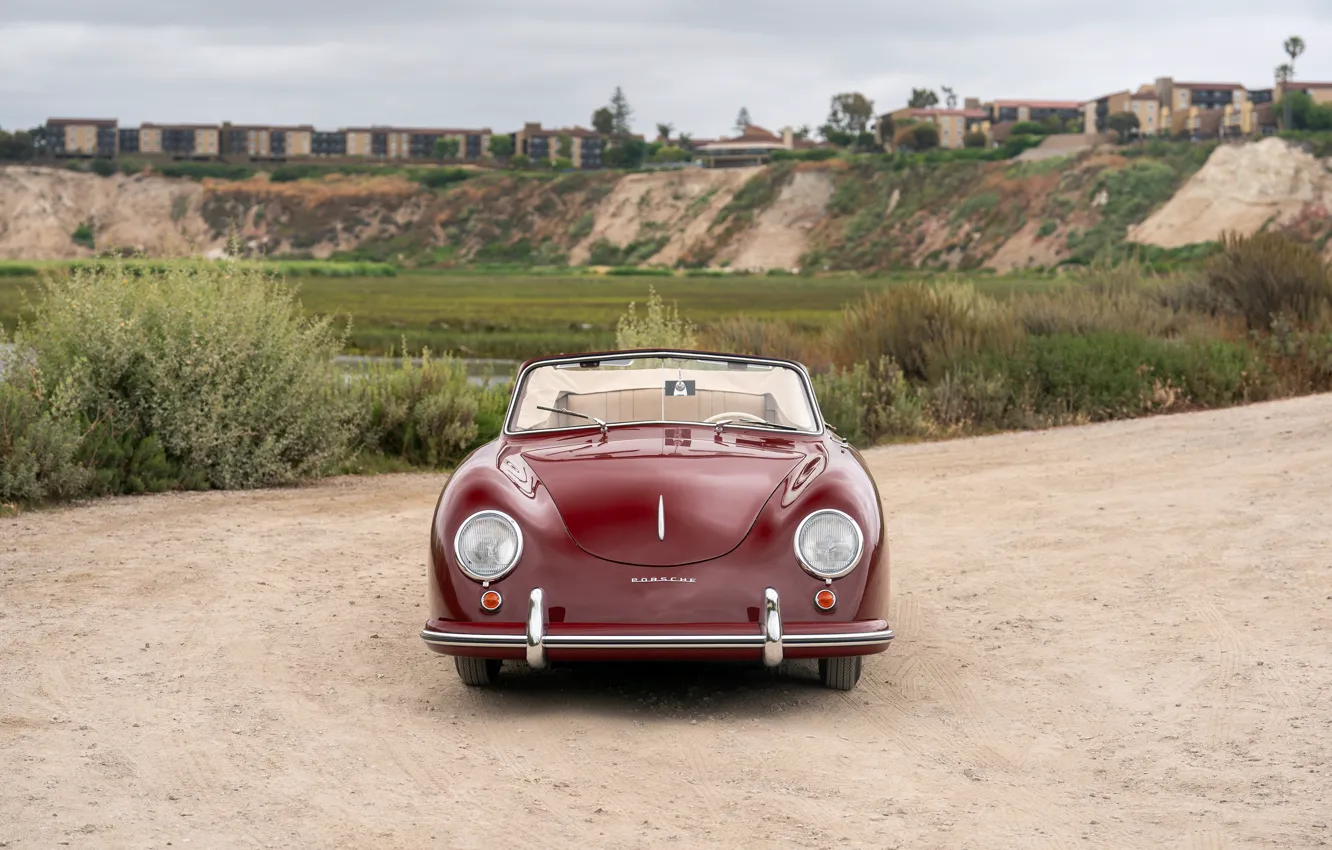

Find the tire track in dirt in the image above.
[
  {"left": 1193, "top": 601, "right": 1244, "bottom": 747},
  {"left": 1184, "top": 827, "right": 1230, "bottom": 850}
]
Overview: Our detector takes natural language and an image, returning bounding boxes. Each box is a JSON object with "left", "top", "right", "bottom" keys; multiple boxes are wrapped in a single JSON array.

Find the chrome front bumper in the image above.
[{"left": 420, "top": 586, "right": 895, "bottom": 669}]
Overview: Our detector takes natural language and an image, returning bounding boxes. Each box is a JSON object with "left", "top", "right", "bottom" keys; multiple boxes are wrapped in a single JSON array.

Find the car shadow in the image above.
[{"left": 424, "top": 658, "right": 848, "bottom": 722}]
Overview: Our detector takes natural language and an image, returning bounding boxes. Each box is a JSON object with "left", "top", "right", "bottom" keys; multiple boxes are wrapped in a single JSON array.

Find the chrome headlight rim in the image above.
[
  {"left": 793, "top": 508, "right": 864, "bottom": 580},
  {"left": 453, "top": 509, "right": 523, "bottom": 582}
]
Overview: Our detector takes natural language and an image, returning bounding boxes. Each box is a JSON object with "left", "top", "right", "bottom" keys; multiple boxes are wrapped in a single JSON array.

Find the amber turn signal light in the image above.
[
  {"left": 814, "top": 589, "right": 837, "bottom": 611},
  {"left": 480, "top": 590, "right": 503, "bottom": 613}
]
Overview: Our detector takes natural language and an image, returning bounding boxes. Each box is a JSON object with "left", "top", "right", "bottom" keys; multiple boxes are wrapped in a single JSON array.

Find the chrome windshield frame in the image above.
[{"left": 501, "top": 350, "right": 826, "bottom": 438}]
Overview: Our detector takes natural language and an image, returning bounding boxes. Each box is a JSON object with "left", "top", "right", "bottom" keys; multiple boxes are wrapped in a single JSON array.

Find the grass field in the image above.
[{"left": 0, "top": 268, "right": 1066, "bottom": 359}]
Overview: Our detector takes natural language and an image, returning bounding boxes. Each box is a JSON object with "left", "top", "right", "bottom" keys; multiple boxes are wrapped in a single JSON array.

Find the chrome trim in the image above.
[
  {"left": 657, "top": 495, "right": 665, "bottom": 541},
  {"left": 762, "top": 587, "right": 784, "bottom": 667},
  {"left": 526, "top": 588, "right": 547, "bottom": 669},
  {"left": 453, "top": 510, "right": 524, "bottom": 583},
  {"left": 420, "top": 628, "right": 895, "bottom": 651},
  {"left": 793, "top": 509, "right": 865, "bottom": 580},
  {"left": 501, "top": 350, "right": 826, "bottom": 437}
]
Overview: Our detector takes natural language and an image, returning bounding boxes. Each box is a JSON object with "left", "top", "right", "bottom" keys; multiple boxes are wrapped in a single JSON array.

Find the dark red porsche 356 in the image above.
[{"left": 420, "top": 350, "right": 893, "bottom": 690}]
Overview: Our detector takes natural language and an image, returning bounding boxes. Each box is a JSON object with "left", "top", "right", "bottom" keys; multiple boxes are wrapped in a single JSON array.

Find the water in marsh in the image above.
[{"left": 333, "top": 356, "right": 516, "bottom": 387}]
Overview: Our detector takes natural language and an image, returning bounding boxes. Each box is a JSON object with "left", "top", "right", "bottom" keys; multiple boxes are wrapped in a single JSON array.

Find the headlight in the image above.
[
  {"left": 454, "top": 510, "right": 523, "bottom": 581},
  {"left": 794, "top": 509, "right": 864, "bottom": 579}
]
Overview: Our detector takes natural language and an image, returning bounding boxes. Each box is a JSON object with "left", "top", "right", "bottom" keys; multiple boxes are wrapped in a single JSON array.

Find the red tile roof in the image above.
[
  {"left": 46, "top": 118, "right": 118, "bottom": 126},
  {"left": 1084, "top": 90, "right": 1131, "bottom": 104},
  {"left": 991, "top": 99, "right": 1082, "bottom": 109},
  {"left": 1288, "top": 81, "right": 1332, "bottom": 88},
  {"left": 1175, "top": 82, "right": 1245, "bottom": 90},
  {"left": 900, "top": 108, "right": 988, "bottom": 118}
]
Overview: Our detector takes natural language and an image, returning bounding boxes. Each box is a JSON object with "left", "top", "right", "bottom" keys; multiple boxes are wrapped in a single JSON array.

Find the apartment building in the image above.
[
  {"left": 1154, "top": 79, "right": 1246, "bottom": 136},
  {"left": 888, "top": 107, "right": 990, "bottom": 149},
  {"left": 1276, "top": 80, "right": 1332, "bottom": 105},
  {"left": 139, "top": 123, "right": 220, "bottom": 158},
  {"left": 1082, "top": 91, "right": 1133, "bottom": 135},
  {"left": 988, "top": 99, "right": 1082, "bottom": 125},
  {"left": 311, "top": 131, "right": 348, "bottom": 157},
  {"left": 45, "top": 118, "right": 118, "bottom": 157},
  {"left": 512, "top": 123, "right": 606, "bottom": 168},
  {"left": 339, "top": 126, "right": 492, "bottom": 160},
  {"left": 1128, "top": 89, "right": 1162, "bottom": 135},
  {"left": 221, "top": 124, "right": 314, "bottom": 159}
]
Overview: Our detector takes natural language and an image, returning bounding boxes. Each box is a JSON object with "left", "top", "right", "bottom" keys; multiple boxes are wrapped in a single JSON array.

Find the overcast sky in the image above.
[{"left": 2, "top": 2, "right": 1331, "bottom": 138}]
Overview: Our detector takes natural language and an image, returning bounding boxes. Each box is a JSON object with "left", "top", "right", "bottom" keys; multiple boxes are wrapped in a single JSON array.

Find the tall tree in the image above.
[
  {"left": 1276, "top": 63, "right": 1294, "bottom": 84},
  {"left": 793, "top": 124, "right": 811, "bottom": 141},
  {"left": 735, "top": 107, "right": 753, "bottom": 132},
  {"left": 825, "top": 92, "right": 876, "bottom": 136},
  {"left": 592, "top": 107, "right": 614, "bottom": 136},
  {"left": 1283, "top": 36, "right": 1306, "bottom": 130},
  {"left": 676, "top": 132, "right": 693, "bottom": 149},
  {"left": 941, "top": 86, "right": 958, "bottom": 109},
  {"left": 609, "top": 86, "right": 634, "bottom": 135},
  {"left": 1285, "top": 35, "right": 1306, "bottom": 76},
  {"left": 907, "top": 88, "right": 939, "bottom": 109},
  {"left": 655, "top": 122, "right": 673, "bottom": 143}
]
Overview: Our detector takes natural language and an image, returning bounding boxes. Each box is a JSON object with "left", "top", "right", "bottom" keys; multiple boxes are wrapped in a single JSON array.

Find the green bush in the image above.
[
  {"left": 812, "top": 356, "right": 930, "bottom": 445},
  {"left": 771, "top": 148, "right": 840, "bottom": 162},
  {"left": 16, "top": 259, "right": 352, "bottom": 491},
  {"left": 346, "top": 350, "right": 486, "bottom": 468},
  {"left": 416, "top": 168, "right": 471, "bottom": 189},
  {"left": 0, "top": 351, "right": 90, "bottom": 505},
  {"left": 71, "top": 223, "right": 95, "bottom": 250},
  {"left": 90, "top": 158, "right": 117, "bottom": 177},
  {"left": 155, "top": 162, "right": 256, "bottom": 181},
  {"left": 1205, "top": 231, "right": 1331, "bottom": 330}
]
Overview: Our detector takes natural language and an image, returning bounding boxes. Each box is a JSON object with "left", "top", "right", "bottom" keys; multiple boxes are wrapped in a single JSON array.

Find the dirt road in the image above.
[{"left": 4, "top": 396, "right": 1331, "bottom": 849}]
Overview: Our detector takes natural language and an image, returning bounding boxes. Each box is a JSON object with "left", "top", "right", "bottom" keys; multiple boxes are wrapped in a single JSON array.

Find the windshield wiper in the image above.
[
  {"left": 538, "top": 405, "right": 608, "bottom": 434},
  {"left": 713, "top": 418, "right": 800, "bottom": 434}
]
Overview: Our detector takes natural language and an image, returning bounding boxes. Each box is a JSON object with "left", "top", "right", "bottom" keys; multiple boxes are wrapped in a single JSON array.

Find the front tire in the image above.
[
  {"left": 818, "top": 656, "right": 862, "bottom": 690},
  {"left": 454, "top": 657, "right": 502, "bottom": 686}
]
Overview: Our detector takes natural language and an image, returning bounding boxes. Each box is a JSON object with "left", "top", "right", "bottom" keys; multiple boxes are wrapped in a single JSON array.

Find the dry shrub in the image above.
[
  {"left": 1012, "top": 286, "right": 1192, "bottom": 338},
  {"left": 700, "top": 316, "right": 825, "bottom": 369},
  {"left": 615, "top": 285, "right": 698, "bottom": 350},
  {"left": 831, "top": 281, "right": 1016, "bottom": 381},
  {"left": 1205, "top": 231, "right": 1332, "bottom": 330}
]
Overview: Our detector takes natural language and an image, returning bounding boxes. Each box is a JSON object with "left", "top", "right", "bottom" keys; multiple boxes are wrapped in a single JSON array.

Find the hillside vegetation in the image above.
[{"left": 5, "top": 137, "right": 1330, "bottom": 271}]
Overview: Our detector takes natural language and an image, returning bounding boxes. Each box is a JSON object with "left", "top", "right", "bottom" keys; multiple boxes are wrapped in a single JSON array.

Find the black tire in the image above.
[
  {"left": 818, "top": 656, "right": 862, "bottom": 691},
  {"left": 454, "top": 657, "right": 502, "bottom": 686}
]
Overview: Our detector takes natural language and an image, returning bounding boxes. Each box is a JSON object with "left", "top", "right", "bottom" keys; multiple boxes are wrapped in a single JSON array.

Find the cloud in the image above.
[{"left": 2, "top": 1, "right": 1330, "bottom": 136}]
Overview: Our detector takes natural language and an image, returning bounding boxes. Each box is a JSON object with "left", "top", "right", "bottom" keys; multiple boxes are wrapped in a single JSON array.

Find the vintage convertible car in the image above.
[{"left": 420, "top": 349, "right": 892, "bottom": 690}]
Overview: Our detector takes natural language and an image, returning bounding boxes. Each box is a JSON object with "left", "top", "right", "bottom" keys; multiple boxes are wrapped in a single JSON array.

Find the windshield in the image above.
[{"left": 507, "top": 355, "right": 820, "bottom": 433}]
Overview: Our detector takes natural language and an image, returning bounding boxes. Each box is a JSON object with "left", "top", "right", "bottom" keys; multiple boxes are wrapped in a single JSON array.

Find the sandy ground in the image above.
[{"left": 3, "top": 395, "right": 1331, "bottom": 849}]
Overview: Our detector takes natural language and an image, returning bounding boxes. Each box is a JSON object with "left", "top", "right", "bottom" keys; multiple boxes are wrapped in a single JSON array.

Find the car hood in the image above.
[{"left": 520, "top": 431, "right": 808, "bottom": 567}]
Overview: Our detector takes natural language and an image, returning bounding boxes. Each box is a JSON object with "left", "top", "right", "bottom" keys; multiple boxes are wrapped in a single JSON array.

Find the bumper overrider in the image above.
[{"left": 420, "top": 587, "right": 895, "bottom": 668}]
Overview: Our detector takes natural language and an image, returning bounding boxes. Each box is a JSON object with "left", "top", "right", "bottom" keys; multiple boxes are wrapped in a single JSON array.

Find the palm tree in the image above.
[
  {"left": 1276, "top": 63, "right": 1294, "bottom": 84},
  {"left": 1284, "top": 36, "right": 1305, "bottom": 75},
  {"left": 655, "top": 123, "right": 673, "bottom": 144}
]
